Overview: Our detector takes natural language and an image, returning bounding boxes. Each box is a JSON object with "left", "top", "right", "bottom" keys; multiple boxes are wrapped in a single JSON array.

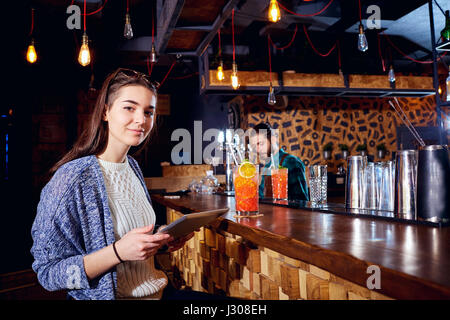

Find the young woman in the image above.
[
  {"left": 31, "top": 68, "right": 196, "bottom": 300},
  {"left": 249, "top": 122, "right": 309, "bottom": 201}
]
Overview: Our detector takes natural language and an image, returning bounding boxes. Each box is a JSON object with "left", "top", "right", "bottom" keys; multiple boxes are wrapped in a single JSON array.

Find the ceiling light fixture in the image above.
[
  {"left": 231, "top": 9, "right": 239, "bottom": 90},
  {"left": 268, "top": 0, "right": 281, "bottom": 23},
  {"left": 267, "top": 35, "right": 276, "bottom": 105},
  {"left": 124, "top": 0, "right": 134, "bottom": 39},
  {"left": 78, "top": 0, "right": 91, "bottom": 66},
  {"left": 26, "top": 8, "right": 37, "bottom": 64},
  {"left": 357, "top": 0, "right": 368, "bottom": 52},
  {"left": 216, "top": 29, "right": 224, "bottom": 81},
  {"left": 150, "top": 7, "right": 158, "bottom": 64},
  {"left": 388, "top": 65, "right": 396, "bottom": 83}
]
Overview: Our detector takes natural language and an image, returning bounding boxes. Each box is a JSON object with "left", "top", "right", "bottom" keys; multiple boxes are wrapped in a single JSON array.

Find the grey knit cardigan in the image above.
[{"left": 31, "top": 154, "right": 152, "bottom": 300}]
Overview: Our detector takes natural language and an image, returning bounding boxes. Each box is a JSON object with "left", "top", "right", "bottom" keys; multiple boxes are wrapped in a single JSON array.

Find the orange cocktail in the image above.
[
  {"left": 233, "top": 162, "right": 259, "bottom": 214},
  {"left": 271, "top": 167, "right": 288, "bottom": 200}
]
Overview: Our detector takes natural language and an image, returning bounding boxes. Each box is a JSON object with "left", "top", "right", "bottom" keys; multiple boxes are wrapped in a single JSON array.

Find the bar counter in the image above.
[{"left": 151, "top": 193, "right": 450, "bottom": 300}]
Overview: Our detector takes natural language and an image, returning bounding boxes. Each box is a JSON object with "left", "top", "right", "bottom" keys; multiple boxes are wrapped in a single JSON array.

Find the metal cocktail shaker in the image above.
[
  {"left": 364, "top": 162, "right": 377, "bottom": 209},
  {"left": 345, "top": 156, "right": 367, "bottom": 209},
  {"left": 416, "top": 145, "right": 450, "bottom": 223},
  {"left": 375, "top": 161, "right": 395, "bottom": 211},
  {"left": 394, "top": 150, "right": 418, "bottom": 220}
]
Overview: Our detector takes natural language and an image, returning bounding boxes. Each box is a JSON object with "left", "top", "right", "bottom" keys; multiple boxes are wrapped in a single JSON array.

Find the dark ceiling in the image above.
[{"left": 10, "top": 0, "right": 450, "bottom": 91}]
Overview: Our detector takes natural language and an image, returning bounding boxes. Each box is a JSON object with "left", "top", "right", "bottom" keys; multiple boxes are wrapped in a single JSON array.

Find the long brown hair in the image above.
[{"left": 50, "top": 68, "right": 158, "bottom": 174}]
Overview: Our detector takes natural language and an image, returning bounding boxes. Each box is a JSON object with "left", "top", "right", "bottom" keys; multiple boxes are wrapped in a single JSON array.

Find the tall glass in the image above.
[
  {"left": 233, "top": 166, "right": 259, "bottom": 215},
  {"left": 308, "top": 165, "right": 327, "bottom": 204},
  {"left": 271, "top": 168, "right": 288, "bottom": 200}
]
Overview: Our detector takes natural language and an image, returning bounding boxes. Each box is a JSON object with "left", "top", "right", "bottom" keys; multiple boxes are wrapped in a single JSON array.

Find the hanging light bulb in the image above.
[
  {"left": 231, "top": 61, "right": 239, "bottom": 90},
  {"left": 267, "top": 83, "right": 276, "bottom": 105},
  {"left": 216, "top": 60, "right": 224, "bottom": 81},
  {"left": 358, "top": 24, "right": 368, "bottom": 52},
  {"left": 150, "top": 43, "right": 158, "bottom": 63},
  {"left": 388, "top": 65, "right": 396, "bottom": 83},
  {"left": 441, "top": 10, "right": 450, "bottom": 41},
  {"left": 78, "top": 32, "right": 91, "bottom": 67},
  {"left": 268, "top": 0, "right": 281, "bottom": 23},
  {"left": 339, "top": 68, "right": 343, "bottom": 77},
  {"left": 26, "top": 39, "right": 37, "bottom": 64},
  {"left": 124, "top": 12, "right": 134, "bottom": 39},
  {"left": 26, "top": 8, "right": 37, "bottom": 64}
]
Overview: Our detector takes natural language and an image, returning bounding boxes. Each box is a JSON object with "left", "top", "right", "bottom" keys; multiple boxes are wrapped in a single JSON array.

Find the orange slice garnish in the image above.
[{"left": 238, "top": 161, "right": 256, "bottom": 179}]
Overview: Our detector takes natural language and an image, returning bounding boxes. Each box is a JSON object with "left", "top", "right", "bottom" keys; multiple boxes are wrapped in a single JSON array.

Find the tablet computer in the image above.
[{"left": 157, "top": 208, "right": 229, "bottom": 239}]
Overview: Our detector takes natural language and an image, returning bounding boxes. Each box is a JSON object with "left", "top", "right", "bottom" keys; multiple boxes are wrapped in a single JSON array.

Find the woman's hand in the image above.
[
  {"left": 165, "top": 232, "right": 195, "bottom": 252},
  {"left": 115, "top": 225, "right": 170, "bottom": 261}
]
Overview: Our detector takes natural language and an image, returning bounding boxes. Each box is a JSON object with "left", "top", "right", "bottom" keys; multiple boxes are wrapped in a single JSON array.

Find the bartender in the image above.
[{"left": 249, "top": 122, "right": 309, "bottom": 201}]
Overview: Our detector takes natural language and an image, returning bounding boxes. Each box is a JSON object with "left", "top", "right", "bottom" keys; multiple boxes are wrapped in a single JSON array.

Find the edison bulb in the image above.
[
  {"left": 26, "top": 39, "right": 37, "bottom": 63},
  {"left": 231, "top": 62, "right": 239, "bottom": 90},
  {"left": 124, "top": 13, "right": 134, "bottom": 39},
  {"left": 231, "top": 73, "right": 239, "bottom": 90},
  {"left": 78, "top": 33, "right": 91, "bottom": 67},
  {"left": 267, "top": 83, "right": 276, "bottom": 105},
  {"left": 216, "top": 60, "right": 224, "bottom": 81},
  {"left": 358, "top": 24, "right": 368, "bottom": 52},
  {"left": 150, "top": 44, "right": 158, "bottom": 63},
  {"left": 268, "top": 0, "right": 281, "bottom": 23},
  {"left": 388, "top": 66, "right": 396, "bottom": 83}
]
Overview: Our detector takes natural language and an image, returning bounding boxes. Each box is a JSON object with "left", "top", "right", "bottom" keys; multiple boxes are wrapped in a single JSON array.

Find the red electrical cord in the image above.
[
  {"left": 69, "top": 0, "right": 108, "bottom": 16},
  {"left": 303, "top": 24, "right": 337, "bottom": 57},
  {"left": 377, "top": 33, "right": 386, "bottom": 72},
  {"left": 83, "top": 0, "right": 86, "bottom": 31},
  {"left": 159, "top": 60, "right": 177, "bottom": 88},
  {"left": 277, "top": 0, "right": 334, "bottom": 17},
  {"left": 268, "top": 35, "right": 272, "bottom": 83},
  {"left": 151, "top": 7, "right": 155, "bottom": 44},
  {"left": 218, "top": 29, "right": 222, "bottom": 55},
  {"left": 358, "top": 0, "right": 362, "bottom": 22},
  {"left": 269, "top": 24, "right": 298, "bottom": 50},
  {"left": 126, "top": 0, "right": 129, "bottom": 13},
  {"left": 232, "top": 9, "right": 236, "bottom": 62},
  {"left": 382, "top": 32, "right": 447, "bottom": 64},
  {"left": 29, "top": 8, "right": 34, "bottom": 36}
]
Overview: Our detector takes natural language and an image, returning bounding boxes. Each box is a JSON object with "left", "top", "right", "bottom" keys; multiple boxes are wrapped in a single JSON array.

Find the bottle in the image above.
[
  {"left": 200, "top": 171, "right": 219, "bottom": 194},
  {"left": 441, "top": 10, "right": 450, "bottom": 41},
  {"left": 336, "top": 165, "right": 345, "bottom": 185}
]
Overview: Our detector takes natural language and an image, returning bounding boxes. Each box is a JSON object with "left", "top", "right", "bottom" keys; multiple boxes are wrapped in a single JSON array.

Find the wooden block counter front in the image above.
[{"left": 165, "top": 208, "right": 393, "bottom": 300}]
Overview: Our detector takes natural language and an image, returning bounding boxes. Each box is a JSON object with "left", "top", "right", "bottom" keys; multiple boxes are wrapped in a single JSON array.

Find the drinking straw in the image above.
[
  {"left": 227, "top": 143, "right": 239, "bottom": 166},
  {"left": 393, "top": 97, "right": 426, "bottom": 147},
  {"left": 270, "top": 153, "right": 277, "bottom": 169},
  {"left": 388, "top": 100, "right": 425, "bottom": 147},
  {"left": 236, "top": 147, "right": 244, "bottom": 164}
]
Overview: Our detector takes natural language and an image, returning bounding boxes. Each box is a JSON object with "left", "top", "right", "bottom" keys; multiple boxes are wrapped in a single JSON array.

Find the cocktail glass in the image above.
[
  {"left": 271, "top": 168, "right": 288, "bottom": 200},
  {"left": 233, "top": 164, "right": 259, "bottom": 215}
]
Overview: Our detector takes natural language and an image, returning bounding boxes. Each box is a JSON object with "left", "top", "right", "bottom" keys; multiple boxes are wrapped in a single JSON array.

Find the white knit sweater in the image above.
[{"left": 97, "top": 156, "right": 168, "bottom": 299}]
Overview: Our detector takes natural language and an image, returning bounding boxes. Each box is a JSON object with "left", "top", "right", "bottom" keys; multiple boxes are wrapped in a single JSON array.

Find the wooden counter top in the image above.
[{"left": 151, "top": 193, "right": 450, "bottom": 299}]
